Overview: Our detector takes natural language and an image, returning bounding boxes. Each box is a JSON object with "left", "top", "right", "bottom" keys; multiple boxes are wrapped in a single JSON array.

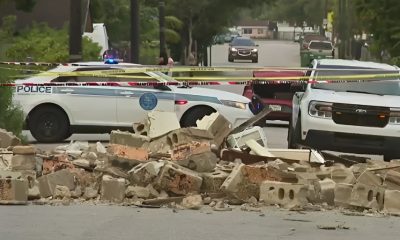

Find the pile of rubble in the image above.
[{"left": 1, "top": 112, "right": 400, "bottom": 215}]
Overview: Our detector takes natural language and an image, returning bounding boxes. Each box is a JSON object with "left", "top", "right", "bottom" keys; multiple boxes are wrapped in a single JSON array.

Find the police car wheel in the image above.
[
  {"left": 180, "top": 106, "right": 216, "bottom": 127},
  {"left": 29, "top": 106, "right": 70, "bottom": 143}
]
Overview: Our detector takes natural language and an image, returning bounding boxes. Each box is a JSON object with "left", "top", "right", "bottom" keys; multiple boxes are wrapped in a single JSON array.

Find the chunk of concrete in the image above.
[
  {"left": 134, "top": 111, "right": 181, "bottom": 139},
  {"left": 0, "top": 170, "right": 22, "bottom": 179},
  {"left": 96, "top": 142, "right": 107, "bottom": 154},
  {"left": 0, "top": 178, "right": 28, "bottom": 204},
  {"left": 110, "top": 130, "right": 150, "bottom": 148},
  {"left": 171, "top": 141, "right": 211, "bottom": 161},
  {"left": 53, "top": 185, "right": 72, "bottom": 199},
  {"left": 107, "top": 144, "right": 148, "bottom": 170},
  {"left": 201, "top": 170, "right": 229, "bottom": 193},
  {"left": 182, "top": 194, "right": 203, "bottom": 210},
  {"left": 356, "top": 170, "right": 383, "bottom": 187},
  {"left": 384, "top": 170, "right": 400, "bottom": 191},
  {"left": 268, "top": 159, "right": 289, "bottom": 171},
  {"left": 28, "top": 185, "right": 41, "bottom": 200},
  {"left": 331, "top": 167, "right": 356, "bottom": 184},
  {"left": 10, "top": 154, "right": 36, "bottom": 171},
  {"left": 260, "top": 181, "right": 309, "bottom": 208},
  {"left": 12, "top": 145, "right": 36, "bottom": 155},
  {"left": 166, "top": 128, "right": 214, "bottom": 147},
  {"left": 83, "top": 187, "right": 98, "bottom": 200},
  {"left": 128, "top": 161, "right": 164, "bottom": 186},
  {"left": 245, "top": 139, "right": 275, "bottom": 158},
  {"left": 147, "top": 135, "right": 173, "bottom": 154},
  {"left": 315, "top": 178, "right": 336, "bottom": 205},
  {"left": 196, "top": 112, "right": 232, "bottom": 147},
  {"left": 101, "top": 175, "right": 126, "bottom": 203},
  {"left": 125, "top": 186, "right": 151, "bottom": 199},
  {"left": 37, "top": 169, "right": 75, "bottom": 198},
  {"left": 0, "top": 129, "right": 21, "bottom": 148},
  {"left": 156, "top": 162, "right": 202, "bottom": 195},
  {"left": 296, "top": 172, "right": 319, "bottom": 184},
  {"left": 334, "top": 183, "right": 353, "bottom": 207},
  {"left": 350, "top": 183, "right": 385, "bottom": 210},
  {"left": 176, "top": 151, "right": 218, "bottom": 173},
  {"left": 383, "top": 190, "right": 400, "bottom": 214}
]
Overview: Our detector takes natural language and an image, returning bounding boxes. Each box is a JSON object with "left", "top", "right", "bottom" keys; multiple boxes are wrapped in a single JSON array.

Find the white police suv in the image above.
[
  {"left": 289, "top": 59, "right": 400, "bottom": 161},
  {"left": 13, "top": 62, "right": 255, "bottom": 142}
]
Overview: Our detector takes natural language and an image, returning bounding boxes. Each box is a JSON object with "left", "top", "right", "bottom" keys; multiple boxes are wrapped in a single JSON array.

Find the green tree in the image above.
[{"left": 0, "top": 0, "right": 36, "bottom": 11}]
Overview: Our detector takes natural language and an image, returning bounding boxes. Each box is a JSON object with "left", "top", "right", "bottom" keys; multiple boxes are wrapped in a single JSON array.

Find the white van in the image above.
[{"left": 83, "top": 23, "right": 109, "bottom": 56}]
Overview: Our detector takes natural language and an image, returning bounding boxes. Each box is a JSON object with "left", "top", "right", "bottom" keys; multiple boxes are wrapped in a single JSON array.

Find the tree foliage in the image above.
[{"left": 0, "top": 0, "right": 36, "bottom": 11}]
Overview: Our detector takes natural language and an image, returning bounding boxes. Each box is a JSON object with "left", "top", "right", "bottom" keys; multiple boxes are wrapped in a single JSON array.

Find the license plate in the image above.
[{"left": 269, "top": 105, "right": 282, "bottom": 111}]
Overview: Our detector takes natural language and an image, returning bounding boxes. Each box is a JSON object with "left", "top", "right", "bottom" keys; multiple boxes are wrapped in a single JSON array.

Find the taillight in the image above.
[
  {"left": 175, "top": 99, "right": 188, "bottom": 105},
  {"left": 309, "top": 101, "right": 333, "bottom": 119},
  {"left": 389, "top": 108, "right": 400, "bottom": 124}
]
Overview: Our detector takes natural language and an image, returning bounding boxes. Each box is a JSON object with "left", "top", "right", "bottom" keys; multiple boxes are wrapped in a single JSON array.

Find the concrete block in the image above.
[
  {"left": 245, "top": 139, "right": 275, "bottom": 158},
  {"left": 166, "top": 128, "right": 214, "bottom": 147},
  {"left": 54, "top": 185, "right": 72, "bottom": 199},
  {"left": 196, "top": 112, "right": 232, "bottom": 147},
  {"left": 156, "top": 162, "right": 202, "bottom": 195},
  {"left": 0, "top": 150, "right": 13, "bottom": 169},
  {"left": 334, "top": 183, "right": 353, "bottom": 207},
  {"left": 292, "top": 163, "right": 310, "bottom": 172},
  {"left": 315, "top": 178, "right": 336, "bottom": 205},
  {"left": 0, "top": 178, "right": 28, "bottom": 203},
  {"left": 101, "top": 175, "right": 126, "bottom": 203},
  {"left": 0, "top": 129, "right": 21, "bottom": 148},
  {"left": 20, "top": 170, "right": 36, "bottom": 188},
  {"left": 268, "top": 159, "right": 289, "bottom": 171},
  {"left": 10, "top": 154, "right": 36, "bottom": 171},
  {"left": 107, "top": 144, "right": 148, "bottom": 170},
  {"left": 125, "top": 186, "right": 151, "bottom": 199},
  {"left": 110, "top": 130, "right": 150, "bottom": 148},
  {"left": 37, "top": 169, "right": 75, "bottom": 198},
  {"left": 12, "top": 145, "right": 36, "bottom": 155},
  {"left": 331, "top": 167, "right": 356, "bottom": 184},
  {"left": 221, "top": 164, "right": 280, "bottom": 201},
  {"left": 83, "top": 187, "right": 98, "bottom": 200},
  {"left": 28, "top": 185, "right": 40, "bottom": 200},
  {"left": 128, "top": 161, "right": 164, "bottom": 186},
  {"left": 350, "top": 183, "right": 385, "bottom": 210},
  {"left": 148, "top": 135, "right": 173, "bottom": 154},
  {"left": 171, "top": 141, "right": 211, "bottom": 161},
  {"left": 383, "top": 190, "right": 400, "bottom": 214},
  {"left": 356, "top": 170, "right": 383, "bottom": 187},
  {"left": 384, "top": 170, "right": 400, "bottom": 191},
  {"left": 175, "top": 150, "right": 218, "bottom": 173},
  {"left": 201, "top": 170, "right": 229, "bottom": 193},
  {"left": 0, "top": 170, "right": 22, "bottom": 179},
  {"left": 182, "top": 194, "right": 203, "bottom": 209},
  {"left": 134, "top": 111, "right": 180, "bottom": 139},
  {"left": 260, "top": 181, "right": 309, "bottom": 208}
]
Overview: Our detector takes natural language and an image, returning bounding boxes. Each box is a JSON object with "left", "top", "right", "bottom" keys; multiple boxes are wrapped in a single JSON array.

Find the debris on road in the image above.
[{"left": 1, "top": 111, "right": 400, "bottom": 216}]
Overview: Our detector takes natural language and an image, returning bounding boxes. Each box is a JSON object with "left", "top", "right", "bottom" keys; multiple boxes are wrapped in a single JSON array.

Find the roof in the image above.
[{"left": 316, "top": 59, "right": 399, "bottom": 70}]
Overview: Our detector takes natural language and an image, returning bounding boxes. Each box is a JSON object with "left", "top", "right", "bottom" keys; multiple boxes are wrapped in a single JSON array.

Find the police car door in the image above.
[{"left": 115, "top": 72, "right": 175, "bottom": 126}]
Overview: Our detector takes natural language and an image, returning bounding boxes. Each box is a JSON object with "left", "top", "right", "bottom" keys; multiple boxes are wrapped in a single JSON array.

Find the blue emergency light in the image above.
[{"left": 103, "top": 50, "right": 119, "bottom": 64}]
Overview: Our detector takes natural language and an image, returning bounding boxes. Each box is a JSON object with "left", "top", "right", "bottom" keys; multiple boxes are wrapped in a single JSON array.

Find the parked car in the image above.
[
  {"left": 307, "top": 40, "right": 334, "bottom": 57},
  {"left": 300, "top": 33, "right": 328, "bottom": 50},
  {"left": 228, "top": 37, "right": 259, "bottom": 63},
  {"left": 13, "top": 62, "right": 254, "bottom": 143},
  {"left": 243, "top": 70, "right": 305, "bottom": 123},
  {"left": 289, "top": 59, "right": 400, "bottom": 161}
]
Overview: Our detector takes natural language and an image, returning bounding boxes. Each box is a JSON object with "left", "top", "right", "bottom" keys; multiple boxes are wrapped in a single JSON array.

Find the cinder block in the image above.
[
  {"left": 196, "top": 112, "right": 232, "bottom": 147},
  {"left": 148, "top": 135, "right": 173, "bottom": 154},
  {"left": 166, "top": 128, "right": 214, "bottom": 147},
  {"left": 350, "top": 183, "right": 385, "bottom": 210},
  {"left": 334, "top": 183, "right": 353, "bottom": 207},
  {"left": 125, "top": 186, "right": 150, "bottom": 199},
  {"left": 12, "top": 145, "right": 36, "bottom": 155},
  {"left": 315, "top": 178, "right": 336, "bottom": 205},
  {"left": 128, "top": 161, "right": 164, "bottom": 186},
  {"left": 0, "top": 129, "right": 20, "bottom": 148},
  {"left": 260, "top": 181, "right": 309, "bottom": 208},
  {"left": 296, "top": 172, "right": 319, "bottom": 185},
  {"left": 331, "top": 167, "right": 356, "bottom": 184},
  {"left": 156, "top": 162, "right": 202, "bottom": 195},
  {"left": 384, "top": 170, "right": 400, "bottom": 191},
  {"left": 10, "top": 154, "right": 36, "bottom": 171},
  {"left": 221, "top": 164, "right": 279, "bottom": 201},
  {"left": 37, "top": 169, "right": 75, "bottom": 198},
  {"left": 184, "top": 151, "right": 218, "bottom": 173},
  {"left": 101, "top": 175, "right": 126, "bottom": 203},
  {"left": 201, "top": 170, "right": 229, "bottom": 193},
  {"left": 110, "top": 130, "right": 150, "bottom": 148},
  {"left": 107, "top": 144, "right": 148, "bottom": 170},
  {"left": 356, "top": 170, "right": 383, "bottom": 187},
  {"left": 383, "top": 190, "right": 400, "bottom": 214},
  {"left": 0, "top": 178, "right": 28, "bottom": 203}
]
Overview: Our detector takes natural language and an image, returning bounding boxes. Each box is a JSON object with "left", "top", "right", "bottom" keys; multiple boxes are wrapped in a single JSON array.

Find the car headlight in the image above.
[
  {"left": 231, "top": 47, "right": 237, "bottom": 52},
  {"left": 389, "top": 108, "right": 400, "bottom": 125},
  {"left": 251, "top": 49, "right": 258, "bottom": 52},
  {"left": 220, "top": 100, "right": 247, "bottom": 110},
  {"left": 309, "top": 101, "right": 333, "bottom": 119}
]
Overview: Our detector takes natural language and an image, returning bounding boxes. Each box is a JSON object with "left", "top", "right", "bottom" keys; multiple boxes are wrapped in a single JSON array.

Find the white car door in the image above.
[
  {"left": 55, "top": 75, "right": 118, "bottom": 127},
  {"left": 115, "top": 72, "right": 176, "bottom": 126}
]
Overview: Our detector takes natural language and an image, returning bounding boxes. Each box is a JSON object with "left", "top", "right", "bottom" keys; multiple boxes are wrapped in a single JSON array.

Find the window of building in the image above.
[
  {"left": 257, "top": 29, "right": 264, "bottom": 34},
  {"left": 243, "top": 28, "right": 253, "bottom": 34}
]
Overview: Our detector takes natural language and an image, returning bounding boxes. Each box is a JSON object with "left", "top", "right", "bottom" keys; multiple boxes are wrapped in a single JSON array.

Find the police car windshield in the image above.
[{"left": 311, "top": 65, "right": 400, "bottom": 96}]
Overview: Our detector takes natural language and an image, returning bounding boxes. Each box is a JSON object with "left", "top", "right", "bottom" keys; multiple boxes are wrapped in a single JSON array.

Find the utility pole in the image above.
[
  {"left": 338, "top": 0, "right": 345, "bottom": 59},
  {"left": 159, "top": 1, "right": 167, "bottom": 63},
  {"left": 69, "top": 0, "right": 82, "bottom": 62},
  {"left": 130, "top": 0, "right": 140, "bottom": 63}
]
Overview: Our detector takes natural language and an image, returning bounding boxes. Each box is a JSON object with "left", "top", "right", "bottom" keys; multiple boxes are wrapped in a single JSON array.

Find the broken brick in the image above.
[{"left": 0, "top": 177, "right": 28, "bottom": 204}]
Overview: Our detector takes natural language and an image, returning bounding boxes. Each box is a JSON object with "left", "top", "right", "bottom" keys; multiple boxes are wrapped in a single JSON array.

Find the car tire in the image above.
[
  {"left": 28, "top": 105, "right": 70, "bottom": 143},
  {"left": 288, "top": 117, "right": 301, "bottom": 149},
  {"left": 180, "top": 106, "right": 216, "bottom": 127}
]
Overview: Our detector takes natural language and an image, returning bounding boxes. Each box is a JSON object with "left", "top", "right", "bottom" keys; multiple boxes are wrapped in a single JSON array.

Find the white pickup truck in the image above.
[{"left": 288, "top": 59, "right": 400, "bottom": 161}]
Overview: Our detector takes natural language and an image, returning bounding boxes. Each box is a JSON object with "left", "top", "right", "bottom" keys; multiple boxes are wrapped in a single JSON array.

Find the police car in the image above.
[
  {"left": 13, "top": 61, "right": 255, "bottom": 143},
  {"left": 289, "top": 59, "right": 400, "bottom": 161}
]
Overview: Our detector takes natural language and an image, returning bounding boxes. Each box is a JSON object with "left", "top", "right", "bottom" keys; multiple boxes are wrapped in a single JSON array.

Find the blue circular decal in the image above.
[{"left": 139, "top": 93, "right": 158, "bottom": 110}]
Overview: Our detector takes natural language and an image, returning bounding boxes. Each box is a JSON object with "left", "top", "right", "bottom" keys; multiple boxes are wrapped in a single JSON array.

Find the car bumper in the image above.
[
  {"left": 230, "top": 52, "right": 258, "bottom": 60},
  {"left": 304, "top": 130, "right": 400, "bottom": 156}
]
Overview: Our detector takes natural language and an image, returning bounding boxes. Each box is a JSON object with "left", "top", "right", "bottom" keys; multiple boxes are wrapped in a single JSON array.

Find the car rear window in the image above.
[
  {"left": 253, "top": 83, "right": 304, "bottom": 99},
  {"left": 232, "top": 38, "right": 255, "bottom": 46},
  {"left": 309, "top": 42, "right": 333, "bottom": 50}
]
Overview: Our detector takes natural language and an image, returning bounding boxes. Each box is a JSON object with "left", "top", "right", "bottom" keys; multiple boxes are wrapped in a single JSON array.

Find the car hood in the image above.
[
  {"left": 170, "top": 86, "right": 251, "bottom": 103},
  {"left": 310, "top": 89, "right": 400, "bottom": 108}
]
